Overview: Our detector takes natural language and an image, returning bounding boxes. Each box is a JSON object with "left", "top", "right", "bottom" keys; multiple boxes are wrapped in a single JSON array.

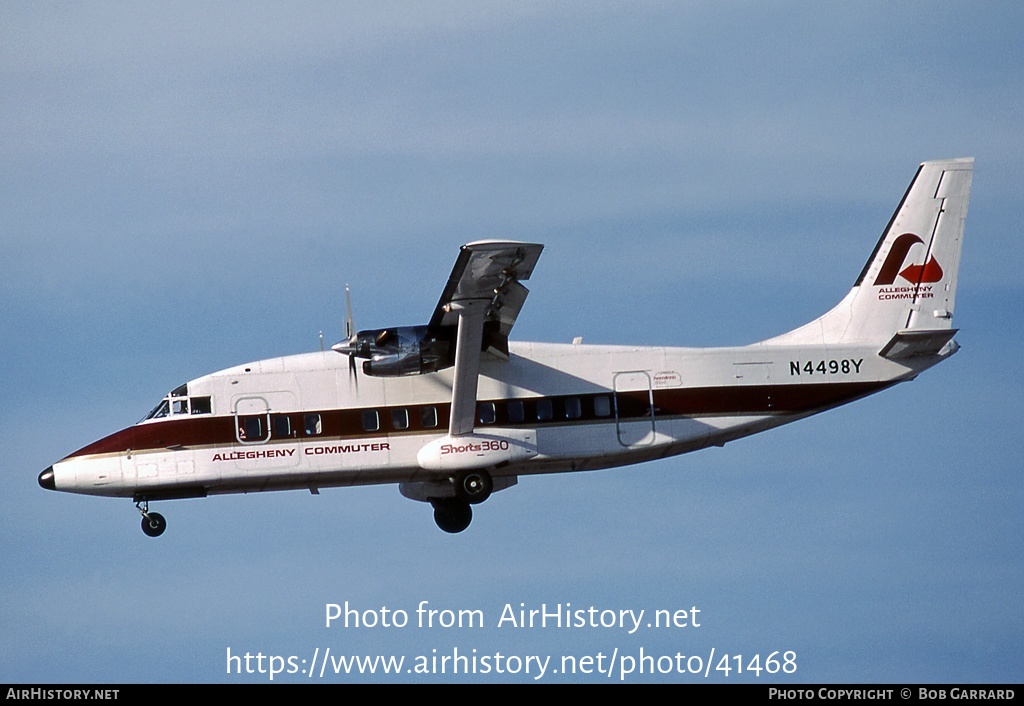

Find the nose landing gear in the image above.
[{"left": 136, "top": 500, "right": 166, "bottom": 537}]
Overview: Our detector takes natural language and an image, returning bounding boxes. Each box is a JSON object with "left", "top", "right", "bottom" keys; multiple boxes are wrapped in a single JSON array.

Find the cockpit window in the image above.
[
  {"left": 145, "top": 399, "right": 171, "bottom": 420},
  {"left": 143, "top": 389, "right": 212, "bottom": 421}
]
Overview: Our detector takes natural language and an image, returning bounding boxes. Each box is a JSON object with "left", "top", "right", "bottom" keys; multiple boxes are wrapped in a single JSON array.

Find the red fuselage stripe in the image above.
[{"left": 65, "top": 381, "right": 891, "bottom": 460}]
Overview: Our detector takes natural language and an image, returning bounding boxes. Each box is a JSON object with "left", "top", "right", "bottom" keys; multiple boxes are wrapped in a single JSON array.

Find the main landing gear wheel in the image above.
[
  {"left": 136, "top": 500, "right": 166, "bottom": 537},
  {"left": 431, "top": 498, "right": 472, "bottom": 533},
  {"left": 453, "top": 469, "right": 493, "bottom": 505}
]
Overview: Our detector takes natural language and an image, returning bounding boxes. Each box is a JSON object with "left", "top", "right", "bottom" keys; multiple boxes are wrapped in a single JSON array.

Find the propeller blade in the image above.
[
  {"left": 345, "top": 284, "right": 355, "bottom": 341},
  {"left": 348, "top": 348, "right": 358, "bottom": 387},
  {"left": 345, "top": 285, "right": 359, "bottom": 386}
]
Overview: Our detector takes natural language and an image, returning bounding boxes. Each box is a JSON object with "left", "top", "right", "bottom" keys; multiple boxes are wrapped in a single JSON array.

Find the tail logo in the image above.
[{"left": 873, "top": 233, "right": 944, "bottom": 286}]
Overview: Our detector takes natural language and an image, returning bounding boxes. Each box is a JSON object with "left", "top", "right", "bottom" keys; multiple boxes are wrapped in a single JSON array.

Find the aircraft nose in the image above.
[{"left": 38, "top": 466, "right": 56, "bottom": 491}]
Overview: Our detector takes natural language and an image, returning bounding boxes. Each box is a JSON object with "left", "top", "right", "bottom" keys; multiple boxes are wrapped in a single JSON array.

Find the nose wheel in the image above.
[{"left": 136, "top": 500, "right": 167, "bottom": 537}]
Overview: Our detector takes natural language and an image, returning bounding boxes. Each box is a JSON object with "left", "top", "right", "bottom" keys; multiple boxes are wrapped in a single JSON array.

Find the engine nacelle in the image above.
[
  {"left": 334, "top": 325, "right": 452, "bottom": 377},
  {"left": 362, "top": 349, "right": 433, "bottom": 376},
  {"left": 417, "top": 430, "right": 538, "bottom": 472}
]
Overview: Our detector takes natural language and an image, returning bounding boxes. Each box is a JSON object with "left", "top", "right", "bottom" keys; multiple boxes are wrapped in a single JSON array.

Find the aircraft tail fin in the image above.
[{"left": 763, "top": 158, "right": 973, "bottom": 348}]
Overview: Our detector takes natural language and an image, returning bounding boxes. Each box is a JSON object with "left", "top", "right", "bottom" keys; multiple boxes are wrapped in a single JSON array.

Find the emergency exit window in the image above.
[{"left": 239, "top": 415, "right": 268, "bottom": 442}]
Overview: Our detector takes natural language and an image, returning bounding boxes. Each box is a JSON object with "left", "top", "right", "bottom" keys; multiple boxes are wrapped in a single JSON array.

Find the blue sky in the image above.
[{"left": 2, "top": 1, "right": 1022, "bottom": 683}]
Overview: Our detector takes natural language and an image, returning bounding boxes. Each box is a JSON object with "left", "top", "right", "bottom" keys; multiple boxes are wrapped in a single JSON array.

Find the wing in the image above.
[
  {"left": 431, "top": 241, "right": 544, "bottom": 436},
  {"left": 429, "top": 240, "right": 544, "bottom": 351}
]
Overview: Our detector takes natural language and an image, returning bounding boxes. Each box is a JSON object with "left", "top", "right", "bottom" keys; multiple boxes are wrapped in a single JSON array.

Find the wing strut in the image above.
[
  {"left": 434, "top": 241, "right": 544, "bottom": 437},
  {"left": 448, "top": 300, "right": 488, "bottom": 437}
]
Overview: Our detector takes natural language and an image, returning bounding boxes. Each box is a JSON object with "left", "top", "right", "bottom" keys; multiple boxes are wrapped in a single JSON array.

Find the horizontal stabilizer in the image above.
[{"left": 879, "top": 328, "right": 959, "bottom": 360}]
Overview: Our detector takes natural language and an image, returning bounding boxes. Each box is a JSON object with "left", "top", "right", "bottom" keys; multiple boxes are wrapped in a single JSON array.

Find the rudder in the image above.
[{"left": 764, "top": 158, "right": 973, "bottom": 347}]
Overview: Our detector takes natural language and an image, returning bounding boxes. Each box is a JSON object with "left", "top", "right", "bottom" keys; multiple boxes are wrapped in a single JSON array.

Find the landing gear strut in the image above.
[
  {"left": 136, "top": 500, "right": 166, "bottom": 538},
  {"left": 428, "top": 469, "right": 494, "bottom": 532},
  {"left": 431, "top": 498, "right": 472, "bottom": 533}
]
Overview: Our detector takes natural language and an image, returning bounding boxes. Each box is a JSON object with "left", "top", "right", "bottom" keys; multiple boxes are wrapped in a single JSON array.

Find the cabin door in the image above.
[
  {"left": 613, "top": 371, "right": 655, "bottom": 447},
  {"left": 232, "top": 392, "right": 300, "bottom": 471}
]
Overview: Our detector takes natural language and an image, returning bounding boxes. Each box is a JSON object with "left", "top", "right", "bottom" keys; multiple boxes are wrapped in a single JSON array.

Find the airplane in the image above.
[{"left": 39, "top": 158, "right": 973, "bottom": 536}]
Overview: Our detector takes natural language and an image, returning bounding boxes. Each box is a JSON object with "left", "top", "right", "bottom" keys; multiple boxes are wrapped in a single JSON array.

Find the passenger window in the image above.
[
  {"left": 420, "top": 406, "right": 438, "bottom": 428},
  {"left": 565, "top": 397, "right": 582, "bottom": 419},
  {"left": 507, "top": 400, "right": 525, "bottom": 423},
  {"left": 536, "top": 398, "right": 553, "bottom": 421},
  {"left": 273, "top": 415, "right": 292, "bottom": 438},
  {"left": 477, "top": 402, "right": 496, "bottom": 424},
  {"left": 362, "top": 410, "right": 379, "bottom": 432},
  {"left": 392, "top": 408, "right": 409, "bottom": 430},
  {"left": 304, "top": 413, "right": 322, "bottom": 436},
  {"left": 594, "top": 395, "right": 612, "bottom": 417},
  {"left": 239, "top": 415, "right": 268, "bottom": 442}
]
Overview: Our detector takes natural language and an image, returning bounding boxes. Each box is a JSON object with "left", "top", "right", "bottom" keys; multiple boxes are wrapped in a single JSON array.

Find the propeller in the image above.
[
  {"left": 329, "top": 285, "right": 361, "bottom": 383},
  {"left": 345, "top": 284, "right": 355, "bottom": 340},
  {"left": 344, "top": 284, "right": 358, "bottom": 386}
]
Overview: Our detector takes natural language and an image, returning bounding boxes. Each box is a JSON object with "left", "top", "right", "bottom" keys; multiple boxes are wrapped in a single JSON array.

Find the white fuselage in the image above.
[{"left": 48, "top": 339, "right": 933, "bottom": 502}]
